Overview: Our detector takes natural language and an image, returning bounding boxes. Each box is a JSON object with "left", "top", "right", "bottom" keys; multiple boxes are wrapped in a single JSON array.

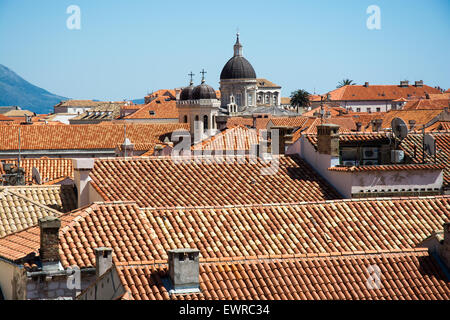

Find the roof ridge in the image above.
[
  {"left": 115, "top": 248, "right": 431, "bottom": 268},
  {"left": 140, "top": 195, "right": 450, "bottom": 211},
  {"left": 3, "top": 188, "right": 63, "bottom": 215}
]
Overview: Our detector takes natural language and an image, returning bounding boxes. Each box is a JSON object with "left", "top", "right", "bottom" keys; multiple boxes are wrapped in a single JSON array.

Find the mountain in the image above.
[{"left": 0, "top": 64, "right": 67, "bottom": 114}]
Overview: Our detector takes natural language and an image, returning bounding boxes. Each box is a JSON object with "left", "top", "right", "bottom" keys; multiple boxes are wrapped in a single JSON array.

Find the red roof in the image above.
[
  {"left": 327, "top": 84, "right": 441, "bottom": 101},
  {"left": 125, "top": 97, "right": 178, "bottom": 120},
  {"left": 115, "top": 249, "right": 450, "bottom": 300}
]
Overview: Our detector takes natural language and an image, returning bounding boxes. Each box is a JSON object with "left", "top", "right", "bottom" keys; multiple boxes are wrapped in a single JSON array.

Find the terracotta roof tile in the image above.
[
  {"left": 124, "top": 97, "right": 178, "bottom": 120},
  {"left": 327, "top": 84, "right": 441, "bottom": 101},
  {"left": 114, "top": 250, "right": 450, "bottom": 300},
  {"left": 89, "top": 155, "right": 341, "bottom": 207},
  {"left": 0, "top": 187, "right": 63, "bottom": 237},
  {"left": 0, "top": 123, "right": 188, "bottom": 151}
]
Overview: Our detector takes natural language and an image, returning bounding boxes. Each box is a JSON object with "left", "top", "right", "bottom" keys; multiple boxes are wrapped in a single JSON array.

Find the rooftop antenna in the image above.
[
  {"left": 124, "top": 124, "right": 127, "bottom": 158},
  {"left": 18, "top": 126, "right": 21, "bottom": 168}
]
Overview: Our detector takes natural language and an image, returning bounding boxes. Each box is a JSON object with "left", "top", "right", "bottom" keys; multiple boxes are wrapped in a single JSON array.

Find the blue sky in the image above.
[{"left": 0, "top": 0, "right": 449, "bottom": 101}]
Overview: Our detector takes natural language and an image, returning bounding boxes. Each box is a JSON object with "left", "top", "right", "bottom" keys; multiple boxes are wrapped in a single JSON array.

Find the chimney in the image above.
[
  {"left": 371, "top": 119, "right": 383, "bottom": 132},
  {"left": 400, "top": 80, "right": 409, "bottom": 87},
  {"left": 364, "top": 82, "right": 369, "bottom": 87},
  {"left": 215, "top": 115, "right": 228, "bottom": 131},
  {"left": 414, "top": 80, "right": 423, "bottom": 87},
  {"left": 317, "top": 124, "right": 340, "bottom": 156},
  {"left": 120, "top": 138, "right": 134, "bottom": 157},
  {"left": 270, "top": 126, "right": 293, "bottom": 155},
  {"left": 73, "top": 158, "right": 95, "bottom": 208},
  {"left": 355, "top": 122, "right": 362, "bottom": 132},
  {"left": 408, "top": 120, "right": 416, "bottom": 130},
  {"left": 94, "top": 247, "right": 113, "bottom": 278},
  {"left": 168, "top": 248, "right": 200, "bottom": 293},
  {"left": 153, "top": 144, "right": 164, "bottom": 156},
  {"left": 439, "top": 222, "right": 450, "bottom": 269},
  {"left": 252, "top": 114, "right": 259, "bottom": 129},
  {"left": 39, "top": 216, "right": 61, "bottom": 270}
]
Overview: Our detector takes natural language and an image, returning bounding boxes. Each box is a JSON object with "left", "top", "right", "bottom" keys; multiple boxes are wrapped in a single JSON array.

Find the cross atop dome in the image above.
[{"left": 200, "top": 69, "right": 207, "bottom": 83}]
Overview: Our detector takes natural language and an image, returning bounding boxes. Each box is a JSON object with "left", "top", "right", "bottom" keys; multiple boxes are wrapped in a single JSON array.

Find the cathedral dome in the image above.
[
  {"left": 192, "top": 82, "right": 217, "bottom": 100},
  {"left": 180, "top": 85, "right": 194, "bottom": 100},
  {"left": 220, "top": 33, "right": 256, "bottom": 80},
  {"left": 220, "top": 56, "right": 256, "bottom": 80}
]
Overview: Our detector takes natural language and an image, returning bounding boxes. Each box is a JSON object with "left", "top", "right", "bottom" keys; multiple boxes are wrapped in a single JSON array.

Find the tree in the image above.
[
  {"left": 337, "top": 79, "right": 356, "bottom": 88},
  {"left": 290, "top": 89, "right": 310, "bottom": 113}
]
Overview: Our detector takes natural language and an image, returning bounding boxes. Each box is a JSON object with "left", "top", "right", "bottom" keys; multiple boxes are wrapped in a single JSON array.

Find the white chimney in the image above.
[
  {"left": 94, "top": 247, "right": 113, "bottom": 278},
  {"left": 72, "top": 158, "right": 95, "bottom": 208},
  {"left": 168, "top": 248, "right": 200, "bottom": 294}
]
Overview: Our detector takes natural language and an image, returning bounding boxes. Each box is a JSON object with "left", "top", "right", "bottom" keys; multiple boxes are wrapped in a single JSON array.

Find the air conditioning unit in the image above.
[
  {"left": 362, "top": 147, "right": 379, "bottom": 159},
  {"left": 362, "top": 159, "right": 378, "bottom": 165},
  {"left": 342, "top": 160, "right": 356, "bottom": 166},
  {"left": 391, "top": 150, "right": 404, "bottom": 163}
]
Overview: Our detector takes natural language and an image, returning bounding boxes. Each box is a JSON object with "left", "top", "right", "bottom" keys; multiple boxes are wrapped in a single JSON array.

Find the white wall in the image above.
[
  {"left": 338, "top": 100, "right": 391, "bottom": 113},
  {"left": 0, "top": 260, "right": 18, "bottom": 300}
]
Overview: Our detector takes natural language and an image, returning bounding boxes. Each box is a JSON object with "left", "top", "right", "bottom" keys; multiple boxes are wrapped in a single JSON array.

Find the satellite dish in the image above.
[
  {"left": 32, "top": 167, "right": 42, "bottom": 185},
  {"left": 391, "top": 118, "right": 408, "bottom": 140},
  {"left": 424, "top": 134, "right": 436, "bottom": 157}
]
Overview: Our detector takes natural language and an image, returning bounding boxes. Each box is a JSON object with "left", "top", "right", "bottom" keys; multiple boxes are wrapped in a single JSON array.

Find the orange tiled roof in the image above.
[
  {"left": 380, "top": 109, "right": 444, "bottom": 130},
  {"left": 328, "top": 164, "right": 444, "bottom": 172},
  {"left": 124, "top": 97, "right": 178, "bottom": 119},
  {"left": 5, "top": 185, "right": 77, "bottom": 213},
  {"left": 426, "top": 121, "right": 450, "bottom": 131},
  {"left": 89, "top": 155, "right": 341, "bottom": 207},
  {"left": 0, "top": 196, "right": 448, "bottom": 269},
  {"left": 192, "top": 125, "right": 260, "bottom": 151},
  {"left": 146, "top": 89, "right": 176, "bottom": 100},
  {"left": 0, "top": 123, "right": 188, "bottom": 151},
  {"left": 0, "top": 187, "right": 63, "bottom": 237},
  {"left": 256, "top": 78, "right": 280, "bottom": 88},
  {"left": 280, "top": 97, "right": 291, "bottom": 105},
  {"left": 402, "top": 98, "right": 450, "bottom": 110},
  {"left": 115, "top": 249, "right": 450, "bottom": 300},
  {"left": 0, "top": 114, "right": 14, "bottom": 121},
  {"left": 327, "top": 84, "right": 441, "bottom": 101},
  {"left": 400, "top": 132, "right": 450, "bottom": 187},
  {"left": 226, "top": 117, "right": 271, "bottom": 131},
  {"left": 0, "top": 158, "right": 73, "bottom": 184},
  {"left": 301, "top": 105, "right": 347, "bottom": 118}
]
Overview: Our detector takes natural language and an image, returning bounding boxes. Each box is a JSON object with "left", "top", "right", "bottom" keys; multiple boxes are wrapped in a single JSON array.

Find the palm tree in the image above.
[
  {"left": 290, "top": 89, "right": 310, "bottom": 113},
  {"left": 337, "top": 79, "right": 356, "bottom": 88}
]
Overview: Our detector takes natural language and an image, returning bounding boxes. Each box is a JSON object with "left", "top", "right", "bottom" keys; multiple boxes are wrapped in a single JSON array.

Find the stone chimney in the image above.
[
  {"left": 317, "top": 124, "right": 340, "bottom": 156},
  {"left": 371, "top": 119, "right": 383, "bottom": 132},
  {"left": 414, "top": 80, "right": 423, "bottom": 87},
  {"left": 168, "top": 248, "right": 200, "bottom": 293},
  {"left": 73, "top": 158, "right": 95, "bottom": 208},
  {"left": 270, "top": 126, "right": 293, "bottom": 155},
  {"left": 439, "top": 222, "right": 450, "bottom": 269},
  {"left": 408, "top": 120, "right": 416, "bottom": 130},
  {"left": 94, "top": 247, "right": 113, "bottom": 278},
  {"left": 39, "top": 216, "right": 61, "bottom": 269},
  {"left": 400, "top": 80, "right": 409, "bottom": 87},
  {"left": 120, "top": 138, "right": 134, "bottom": 157},
  {"left": 252, "top": 114, "right": 259, "bottom": 129},
  {"left": 355, "top": 122, "right": 362, "bottom": 132},
  {"left": 215, "top": 115, "right": 228, "bottom": 131},
  {"left": 364, "top": 82, "right": 369, "bottom": 87}
]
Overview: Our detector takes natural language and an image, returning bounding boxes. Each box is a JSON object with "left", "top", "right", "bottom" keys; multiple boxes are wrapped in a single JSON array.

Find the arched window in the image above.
[
  {"left": 183, "top": 115, "right": 188, "bottom": 123},
  {"left": 203, "top": 115, "right": 208, "bottom": 130},
  {"left": 195, "top": 115, "right": 199, "bottom": 129}
]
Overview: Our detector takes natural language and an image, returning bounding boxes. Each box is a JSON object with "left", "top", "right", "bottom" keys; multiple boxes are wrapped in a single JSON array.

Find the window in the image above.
[
  {"left": 195, "top": 115, "right": 199, "bottom": 129},
  {"left": 183, "top": 115, "right": 188, "bottom": 123},
  {"left": 265, "top": 95, "right": 269, "bottom": 104},
  {"left": 248, "top": 94, "right": 252, "bottom": 106},
  {"left": 376, "top": 107, "right": 381, "bottom": 112},
  {"left": 367, "top": 108, "right": 371, "bottom": 113},
  {"left": 273, "top": 95, "right": 277, "bottom": 105},
  {"left": 356, "top": 108, "right": 361, "bottom": 112},
  {"left": 149, "top": 111, "right": 155, "bottom": 116},
  {"left": 236, "top": 93, "right": 241, "bottom": 106},
  {"left": 257, "top": 95, "right": 262, "bottom": 103},
  {"left": 203, "top": 115, "right": 208, "bottom": 130}
]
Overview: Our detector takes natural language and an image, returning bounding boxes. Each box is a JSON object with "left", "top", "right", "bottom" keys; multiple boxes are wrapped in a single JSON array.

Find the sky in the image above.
[{"left": 0, "top": 0, "right": 449, "bottom": 101}]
